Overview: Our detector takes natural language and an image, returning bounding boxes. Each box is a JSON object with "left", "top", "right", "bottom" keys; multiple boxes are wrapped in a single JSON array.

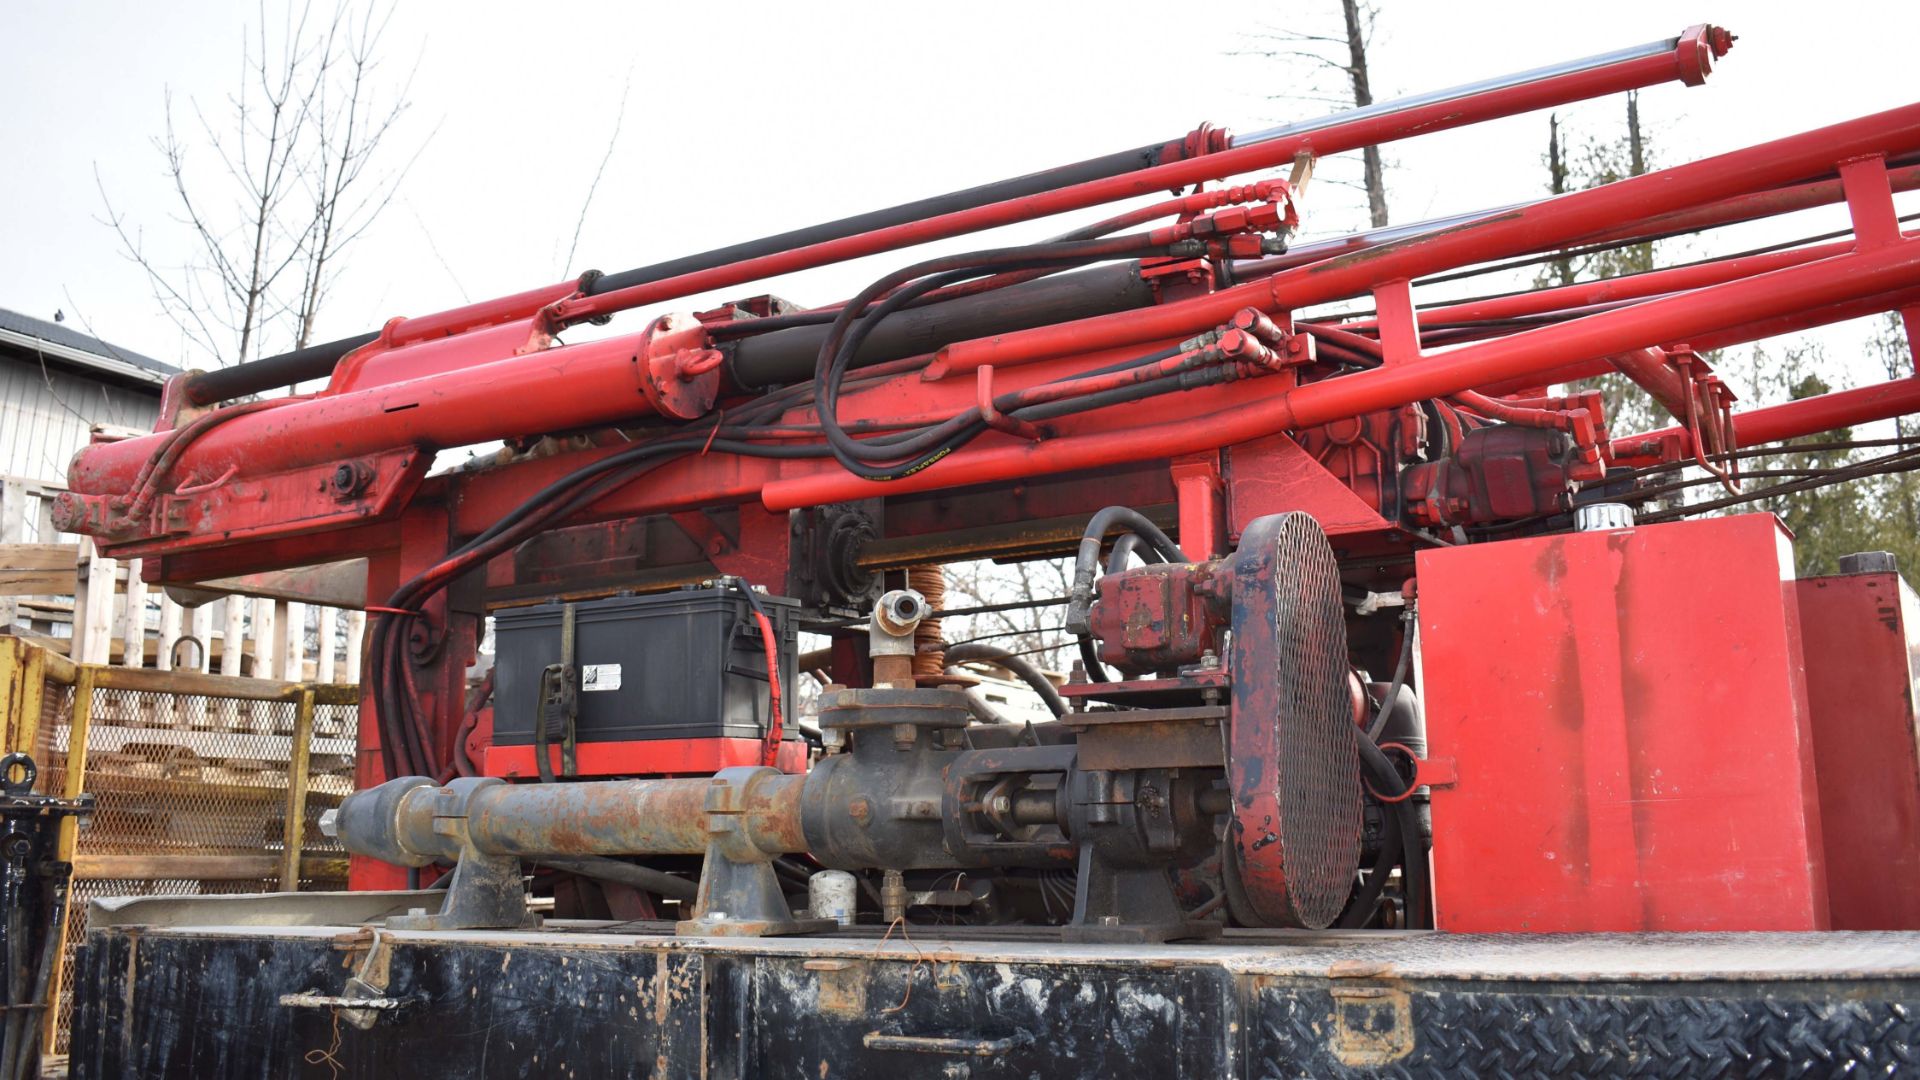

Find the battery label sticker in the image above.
[{"left": 582, "top": 664, "right": 622, "bottom": 691}]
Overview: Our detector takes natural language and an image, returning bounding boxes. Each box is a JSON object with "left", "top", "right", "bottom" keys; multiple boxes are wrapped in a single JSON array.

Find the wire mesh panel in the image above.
[
  {"left": 34, "top": 668, "right": 358, "bottom": 1055},
  {"left": 79, "top": 689, "right": 301, "bottom": 857},
  {"left": 31, "top": 680, "right": 72, "bottom": 782}
]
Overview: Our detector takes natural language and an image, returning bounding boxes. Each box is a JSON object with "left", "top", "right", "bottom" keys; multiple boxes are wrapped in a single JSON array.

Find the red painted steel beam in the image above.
[
  {"left": 1685, "top": 282, "right": 1920, "bottom": 353},
  {"left": 70, "top": 331, "right": 664, "bottom": 494},
  {"left": 1236, "top": 159, "right": 1919, "bottom": 289},
  {"left": 765, "top": 240, "right": 1920, "bottom": 509},
  {"left": 933, "top": 104, "right": 1920, "bottom": 377},
  {"left": 1725, "top": 375, "right": 1920, "bottom": 446},
  {"left": 1560, "top": 159, "right": 1920, "bottom": 248},
  {"left": 1474, "top": 262, "right": 1917, "bottom": 397},
  {"left": 64, "top": 29, "right": 1742, "bottom": 504},
  {"left": 1361, "top": 239, "right": 1857, "bottom": 330},
  {"left": 548, "top": 29, "right": 1727, "bottom": 327}
]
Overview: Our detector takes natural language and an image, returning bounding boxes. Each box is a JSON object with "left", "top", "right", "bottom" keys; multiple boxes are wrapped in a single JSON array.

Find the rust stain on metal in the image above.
[
  {"left": 1328, "top": 986, "right": 1415, "bottom": 1066},
  {"left": 810, "top": 958, "right": 869, "bottom": 1017},
  {"left": 1326, "top": 959, "right": 1395, "bottom": 979}
]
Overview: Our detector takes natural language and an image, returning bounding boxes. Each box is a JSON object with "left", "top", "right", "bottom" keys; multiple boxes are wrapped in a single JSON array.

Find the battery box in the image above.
[{"left": 491, "top": 587, "right": 799, "bottom": 750}]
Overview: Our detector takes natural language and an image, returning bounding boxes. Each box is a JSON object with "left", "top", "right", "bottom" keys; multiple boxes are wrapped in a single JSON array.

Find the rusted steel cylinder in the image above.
[
  {"left": 465, "top": 774, "right": 808, "bottom": 856},
  {"left": 338, "top": 772, "right": 808, "bottom": 865},
  {"left": 908, "top": 565, "right": 946, "bottom": 682},
  {"left": 466, "top": 779, "right": 711, "bottom": 855}
]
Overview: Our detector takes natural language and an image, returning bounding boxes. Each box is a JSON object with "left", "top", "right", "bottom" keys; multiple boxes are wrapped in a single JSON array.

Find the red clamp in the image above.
[
  {"left": 635, "top": 312, "right": 724, "bottom": 420},
  {"left": 976, "top": 366, "right": 1044, "bottom": 439}
]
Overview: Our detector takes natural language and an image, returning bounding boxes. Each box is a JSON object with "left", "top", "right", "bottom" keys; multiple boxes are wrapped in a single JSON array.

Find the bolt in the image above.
[
  {"left": 1097, "top": 915, "right": 1121, "bottom": 926},
  {"left": 1199, "top": 649, "right": 1220, "bottom": 671},
  {"left": 990, "top": 795, "right": 1011, "bottom": 817},
  {"left": 319, "top": 808, "right": 339, "bottom": 837},
  {"left": 328, "top": 462, "right": 368, "bottom": 500}
]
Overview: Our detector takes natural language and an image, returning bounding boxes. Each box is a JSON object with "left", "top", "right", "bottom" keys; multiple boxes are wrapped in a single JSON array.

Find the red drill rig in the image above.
[{"left": 55, "top": 23, "right": 1920, "bottom": 1077}]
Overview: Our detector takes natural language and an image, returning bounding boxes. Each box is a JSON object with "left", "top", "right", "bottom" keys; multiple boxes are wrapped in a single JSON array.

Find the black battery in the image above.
[{"left": 491, "top": 587, "right": 799, "bottom": 746}]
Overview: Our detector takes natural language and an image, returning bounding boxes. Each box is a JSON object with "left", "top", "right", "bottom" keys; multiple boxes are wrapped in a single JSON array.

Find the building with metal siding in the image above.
[{"left": 0, "top": 307, "right": 173, "bottom": 489}]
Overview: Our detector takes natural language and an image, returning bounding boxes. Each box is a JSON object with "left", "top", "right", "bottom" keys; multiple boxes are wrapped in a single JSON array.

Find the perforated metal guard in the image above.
[{"left": 1228, "top": 512, "right": 1362, "bottom": 928}]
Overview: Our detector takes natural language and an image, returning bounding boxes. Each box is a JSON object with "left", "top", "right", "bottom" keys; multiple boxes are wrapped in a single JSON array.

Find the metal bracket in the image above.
[
  {"left": 379, "top": 778, "right": 542, "bottom": 932},
  {"left": 677, "top": 767, "right": 834, "bottom": 938},
  {"left": 385, "top": 846, "right": 540, "bottom": 932},
  {"left": 280, "top": 930, "right": 424, "bottom": 1030},
  {"left": 1063, "top": 768, "right": 1220, "bottom": 944},
  {"left": 533, "top": 602, "right": 578, "bottom": 780}
]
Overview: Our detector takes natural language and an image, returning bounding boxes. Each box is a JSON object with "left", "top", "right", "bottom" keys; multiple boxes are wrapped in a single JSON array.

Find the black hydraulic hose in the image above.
[
  {"left": 1065, "top": 507, "right": 1186, "bottom": 636},
  {"left": 1076, "top": 637, "right": 1112, "bottom": 686},
  {"left": 1336, "top": 806, "right": 1404, "bottom": 930},
  {"left": 819, "top": 263, "right": 1044, "bottom": 459},
  {"left": 1395, "top": 794, "right": 1431, "bottom": 930},
  {"left": 722, "top": 261, "right": 1155, "bottom": 390},
  {"left": 1366, "top": 617, "right": 1415, "bottom": 742},
  {"left": 1105, "top": 532, "right": 1164, "bottom": 575},
  {"left": 812, "top": 236, "right": 1175, "bottom": 478},
  {"left": 1358, "top": 729, "right": 1430, "bottom": 930},
  {"left": 185, "top": 139, "right": 1182, "bottom": 405},
  {"left": 945, "top": 643, "right": 1068, "bottom": 719},
  {"left": 534, "top": 856, "right": 698, "bottom": 902}
]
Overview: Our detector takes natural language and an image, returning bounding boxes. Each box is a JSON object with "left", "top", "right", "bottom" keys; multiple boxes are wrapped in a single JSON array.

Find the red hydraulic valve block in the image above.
[
  {"left": 1085, "top": 561, "right": 1231, "bottom": 676},
  {"left": 1402, "top": 425, "right": 1589, "bottom": 527}
]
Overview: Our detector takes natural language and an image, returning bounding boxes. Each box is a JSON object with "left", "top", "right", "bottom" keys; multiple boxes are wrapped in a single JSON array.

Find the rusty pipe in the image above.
[
  {"left": 463, "top": 776, "right": 804, "bottom": 856},
  {"left": 331, "top": 773, "right": 807, "bottom": 867}
]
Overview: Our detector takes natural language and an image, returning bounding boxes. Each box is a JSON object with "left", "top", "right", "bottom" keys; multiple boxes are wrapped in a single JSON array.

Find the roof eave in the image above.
[{"left": 0, "top": 326, "right": 170, "bottom": 388}]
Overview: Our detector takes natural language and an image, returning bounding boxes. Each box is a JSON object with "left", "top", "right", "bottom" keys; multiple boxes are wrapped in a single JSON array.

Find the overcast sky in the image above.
[{"left": 3, "top": 0, "right": 1914, "bottom": 403}]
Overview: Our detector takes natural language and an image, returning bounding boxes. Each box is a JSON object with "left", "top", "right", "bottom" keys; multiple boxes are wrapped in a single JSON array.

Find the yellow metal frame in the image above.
[{"left": 0, "top": 638, "right": 358, "bottom": 1055}]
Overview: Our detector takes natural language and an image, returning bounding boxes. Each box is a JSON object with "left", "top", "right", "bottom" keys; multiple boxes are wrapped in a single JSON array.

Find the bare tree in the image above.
[
  {"left": 1237, "top": 1, "right": 1391, "bottom": 229},
  {"left": 559, "top": 67, "right": 636, "bottom": 279},
  {"left": 97, "top": 1, "right": 420, "bottom": 368},
  {"left": 1544, "top": 114, "right": 1575, "bottom": 287},
  {"left": 1337, "top": 0, "right": 1389, "bottom": 229},
  {"left": 1535, "top": 94, "right": 1662, "bottom": 433},
  {"left": 940, "top": 558, "right": 1076, "bottom": 676}
]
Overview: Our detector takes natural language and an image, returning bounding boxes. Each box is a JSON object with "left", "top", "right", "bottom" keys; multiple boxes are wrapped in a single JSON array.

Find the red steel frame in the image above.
[{"left": 51, "top": 26, "right": 1920, "bottom": 898}]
